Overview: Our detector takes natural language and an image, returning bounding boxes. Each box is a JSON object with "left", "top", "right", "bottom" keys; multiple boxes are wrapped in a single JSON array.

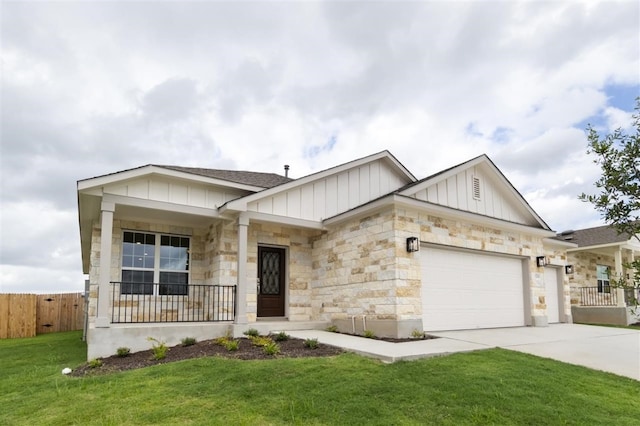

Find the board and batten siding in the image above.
[
  {"left": 409, "top": 165, "right": 534, "bottom": 225},
  {"left": 249, "top": 160, "right": 408, "bottom": 221},
  {"left": 104, "top": 177, "right": 249, "bottom": 209}
]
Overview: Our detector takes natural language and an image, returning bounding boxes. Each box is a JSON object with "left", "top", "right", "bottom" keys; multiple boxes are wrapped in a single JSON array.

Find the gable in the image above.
[
  {"left": 102, "top": 175, "right": 251, "bottom": 209},
  {"left": 246, "top": 158, "right": 410, "bottom": 221},
  {"left": 400, "top": 156, "right": 547, "bottom": 229}
]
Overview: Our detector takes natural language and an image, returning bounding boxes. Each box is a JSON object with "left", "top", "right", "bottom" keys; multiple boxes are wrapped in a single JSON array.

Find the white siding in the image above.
[
  {"left": 409, "top": 165, "right": 535, "bottom": 226},
  {"left": 103, "top": 177, "right": 248, "bottom": 209},
  {"left": 246, "top": 159, "right": 409, "bottom": 221}
]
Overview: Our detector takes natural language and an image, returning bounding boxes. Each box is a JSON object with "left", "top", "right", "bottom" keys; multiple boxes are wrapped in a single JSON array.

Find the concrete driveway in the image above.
[{"left": 430, "top": 324, "right": 640, "bottom": 381}]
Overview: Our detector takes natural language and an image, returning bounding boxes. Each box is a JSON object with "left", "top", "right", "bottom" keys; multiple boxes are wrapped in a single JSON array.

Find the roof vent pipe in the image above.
[{"left": 284, "top": 164, "right": 290, "bottom": 178}]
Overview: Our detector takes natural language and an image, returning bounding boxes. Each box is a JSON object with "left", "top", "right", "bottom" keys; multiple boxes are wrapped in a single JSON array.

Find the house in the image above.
[
  {"left": 78, "top": 151, "right": 574, "bottom": 359},
  {"left": 557, "top": 226, "right": 640, "bottom": 325}
]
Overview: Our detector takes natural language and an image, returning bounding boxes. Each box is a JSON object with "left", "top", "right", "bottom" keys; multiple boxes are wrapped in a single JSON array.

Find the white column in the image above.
[
  {"left": 234, "top": 213, "right": 249, "bottom": 324},
  {"left": 96, "top": 201, "right": 115, "bottom": 327},
  {"left": 614, "top": 248, "right": 625, "bottom": 307}
]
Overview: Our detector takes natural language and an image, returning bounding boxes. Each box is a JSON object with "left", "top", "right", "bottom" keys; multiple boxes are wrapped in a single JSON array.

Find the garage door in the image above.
[
  {"left": 421, "top": 246, "right": 526, "bottom": 331},
  {"left": 544, "top": 267, "right": 560, "bottom": 323}
]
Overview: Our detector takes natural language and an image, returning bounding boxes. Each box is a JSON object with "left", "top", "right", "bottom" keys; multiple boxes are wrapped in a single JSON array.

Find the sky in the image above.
[{"left": 1, "top": 0, "right": 639, "bottom": 294}]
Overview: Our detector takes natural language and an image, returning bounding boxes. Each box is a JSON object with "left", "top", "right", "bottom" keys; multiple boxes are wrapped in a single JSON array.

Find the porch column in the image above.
[
  {"left": 614, "top": 248, "right": 625, "bottom": 307},
  {"left": 96, "top": 201, "right": 115, "bottom": 328},
  {"left": 234, "top": 213, "right": 249, "bottom": 324}
]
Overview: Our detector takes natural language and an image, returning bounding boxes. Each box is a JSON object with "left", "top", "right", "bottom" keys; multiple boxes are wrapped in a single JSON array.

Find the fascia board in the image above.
[
  {"left": 566, "top": 242, "right": 626, "bottom": 252},
  {"left": 543, "top": 238, "right": 578, "bottom": 249},
  {"left": 103, "top": 193, "right": 221, "bottom": 218},
  {"left": 244, "top": 211, "right": 325, "bottom": 230},
  {"left": 78, "top": 165, "right": 264, "bottom": 193}
]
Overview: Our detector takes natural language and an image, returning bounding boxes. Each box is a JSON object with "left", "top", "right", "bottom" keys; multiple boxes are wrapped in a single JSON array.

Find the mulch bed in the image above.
[{"left": 71, "top": 337, "right": 344, "bottom": 376}]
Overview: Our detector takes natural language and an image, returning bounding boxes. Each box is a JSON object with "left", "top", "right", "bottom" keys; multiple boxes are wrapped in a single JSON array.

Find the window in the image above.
[
  {"left": 121, "top": 231, "right": 190, "bottom": 295},
  {"left": 596, "top": 265, "right": 610, "bottom": 293}
]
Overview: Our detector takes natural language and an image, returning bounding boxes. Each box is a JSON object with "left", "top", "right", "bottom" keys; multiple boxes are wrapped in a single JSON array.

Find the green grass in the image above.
[{"left": 1, "top": 332, "right": 639, "bottom": 425}]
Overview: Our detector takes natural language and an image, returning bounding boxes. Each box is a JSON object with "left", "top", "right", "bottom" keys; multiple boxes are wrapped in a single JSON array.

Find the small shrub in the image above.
[
  {"left": 363, "top": 330, "right": 376, "bottom": 339},
  {"left": 411, "top": 329, "right": 425, "bottom": 339},
  {"left": 88, "top": 358, "right": 103, "bottom": 368},
  {"left": 272, "top": 331, "right": 290, "bottom": 342},
  {"left": 325, "top": 325, "right": 339, "bottom": 333},
  {"left": 147, "top": 337, "right": 169, "bottom": 360},
  {"left": 243, "top": 328, "right": 260, "bottom": 337},
  {"left": 304, "top": 338, "right": 319, "bottom": 349},
  {"left": 181, "top": 337, "right": 197, "bottom": 346},
  {"left": 223, "top": 339, "right": 239, "bottom": 351},
  {"left": 116, "top": 347, "right": 131, "bottom": 357},
  {"left": 263, "top": 341, "right": 281, "bottom": 355},
  {"left": 249, "top": 335, "right": 274, "bottom": 347}
]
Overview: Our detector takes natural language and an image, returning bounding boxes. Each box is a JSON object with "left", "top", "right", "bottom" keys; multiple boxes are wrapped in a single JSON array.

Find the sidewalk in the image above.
[{"left": 287, "top": 330, "right": 488, "bottom": 363}]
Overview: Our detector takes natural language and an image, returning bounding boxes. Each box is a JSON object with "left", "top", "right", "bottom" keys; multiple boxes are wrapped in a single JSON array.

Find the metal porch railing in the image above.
[
  {"left": 110, "top": 282, "right": 235, "bottom": 323},
  {"left": 576, "top": 286, "right": 617, "bottom": 306}
]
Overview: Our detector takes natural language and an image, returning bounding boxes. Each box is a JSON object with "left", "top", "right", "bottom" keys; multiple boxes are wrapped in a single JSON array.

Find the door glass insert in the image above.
[{"left": 261, "top": 251, "right": 281, "bottom": 295}]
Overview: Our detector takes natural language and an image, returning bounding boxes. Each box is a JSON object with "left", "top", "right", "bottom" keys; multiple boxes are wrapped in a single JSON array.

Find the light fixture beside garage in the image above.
[
  {"left": 406, "top": 237, "right": 420, "bottom": 253},
  {"left": 565, "top": 265, "right": 574, "bottom": 274},
  {"left": 536, "top": 256, "right": 547, "bottom": 267}
]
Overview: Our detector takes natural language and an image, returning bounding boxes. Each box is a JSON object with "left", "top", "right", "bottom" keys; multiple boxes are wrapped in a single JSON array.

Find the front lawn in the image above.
[{"left": 1, "top": 331, "right": 638, "bottom": 425}]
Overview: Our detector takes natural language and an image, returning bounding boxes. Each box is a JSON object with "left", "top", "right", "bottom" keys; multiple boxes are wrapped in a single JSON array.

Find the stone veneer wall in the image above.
[
  {"left": 311, "top": 205, "right": 557, "bottom": 336},
  {"left": 87, "top": 219, "right": 207, "bottom": 325},
  {"left": 311, "top": 208, "right": 402, "bottom": 324},
  {"left": 567, "top": 252, "right": 614, "bottom": 305}
]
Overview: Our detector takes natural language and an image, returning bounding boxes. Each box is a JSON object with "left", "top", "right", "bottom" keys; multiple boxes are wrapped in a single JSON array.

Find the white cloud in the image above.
[{"left": 1, "top": 0, "right": 638, "bottom": 292}]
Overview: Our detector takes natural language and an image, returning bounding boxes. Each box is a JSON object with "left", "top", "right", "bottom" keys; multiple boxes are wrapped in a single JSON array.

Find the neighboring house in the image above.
[
  {"left": 78, "top": 151, "right": 574, "bottom": 359},
  {"left": 557, "top": 226, "right": 640, "bottom": 325}
]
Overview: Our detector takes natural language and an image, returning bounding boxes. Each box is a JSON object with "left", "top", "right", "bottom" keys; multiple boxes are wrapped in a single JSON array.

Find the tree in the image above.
[{"left": 580, "top": 97, "right": 640, "bottom": 306}]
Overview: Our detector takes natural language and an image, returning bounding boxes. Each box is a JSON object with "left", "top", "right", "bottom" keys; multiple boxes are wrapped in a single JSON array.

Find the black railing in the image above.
[
  {"left": 577, "top": 286, "right": 617, "bottom": 306},
  {"left": 110, "top": 282, "right": 235, "bottom": 323}
]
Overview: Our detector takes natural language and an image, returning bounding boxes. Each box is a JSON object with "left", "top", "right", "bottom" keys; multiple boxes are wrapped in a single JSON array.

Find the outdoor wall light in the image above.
[
  {"left": 565, "top": 265, "right": 574, "bottom": 274},
  {"left": 536, "top": 256, "right": 547, "bottom": 267},
  {"left": 406, "top": 237, "right": 420, "bottom": 253}
]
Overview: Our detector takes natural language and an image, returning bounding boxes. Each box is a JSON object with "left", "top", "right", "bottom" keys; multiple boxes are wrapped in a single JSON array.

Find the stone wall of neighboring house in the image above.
[{"left": 567, "top": 252, "right": 615, "bottom": 305}]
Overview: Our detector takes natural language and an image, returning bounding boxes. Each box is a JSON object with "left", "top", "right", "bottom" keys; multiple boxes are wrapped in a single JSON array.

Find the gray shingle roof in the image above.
[
  {"left": 156, "top": 165, "right": 293, "bottom": 189},
  {"left": 556, "top": 224, "right": 632, "bottom": 247}
]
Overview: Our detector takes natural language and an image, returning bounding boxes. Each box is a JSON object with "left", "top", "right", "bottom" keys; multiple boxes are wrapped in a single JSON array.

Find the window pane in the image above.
[
  {"left": 160, "top": 235, "right": 189, "bottom": 271},
  {"left": 596, "top": 265, "right": 609, "bottom": 280},
  {"left": 159, "top": 272, "right": 188, "bottom": 295},
  {"left": 121, "top": 270, "right": 154, "bottom": 294}
]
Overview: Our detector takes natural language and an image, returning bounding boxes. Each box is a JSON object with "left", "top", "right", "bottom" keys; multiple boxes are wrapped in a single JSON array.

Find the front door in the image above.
[{"left": 257, "top": 246, "right": 286, "bottom": 317}]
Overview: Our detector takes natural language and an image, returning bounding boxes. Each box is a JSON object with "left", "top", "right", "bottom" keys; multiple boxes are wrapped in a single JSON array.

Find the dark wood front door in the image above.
[{"left": 257, "top": 246, "right": 286, "bottom": 317}]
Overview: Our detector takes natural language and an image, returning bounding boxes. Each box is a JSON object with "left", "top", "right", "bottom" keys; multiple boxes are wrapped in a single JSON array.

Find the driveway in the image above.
[{"left": 430, "top": 324, "right": 640, "bottom": 381}]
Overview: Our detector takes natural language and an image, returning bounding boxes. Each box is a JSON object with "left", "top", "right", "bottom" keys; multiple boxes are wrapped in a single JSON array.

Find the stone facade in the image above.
[
  {"left": 87, "top": 204, "right": 569, "bottom": 347},
  {"left": 567, "top": 252, "right": 615, "bottom": 305}
]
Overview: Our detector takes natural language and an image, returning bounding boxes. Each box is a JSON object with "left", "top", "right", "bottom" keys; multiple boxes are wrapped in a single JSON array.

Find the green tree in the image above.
[{"left": 580, "top": 97, "right": 640, "bottom": 306}]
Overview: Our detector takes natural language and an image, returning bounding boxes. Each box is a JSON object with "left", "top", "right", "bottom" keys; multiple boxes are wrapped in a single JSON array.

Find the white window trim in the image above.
[{"left": 120, "top": 230, "right": 191, "bottom": 295}]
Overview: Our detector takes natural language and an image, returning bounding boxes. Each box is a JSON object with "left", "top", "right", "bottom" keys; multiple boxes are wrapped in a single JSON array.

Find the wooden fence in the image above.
[{"left": 0, "top": 293, "right": 86, "bottom": 339}]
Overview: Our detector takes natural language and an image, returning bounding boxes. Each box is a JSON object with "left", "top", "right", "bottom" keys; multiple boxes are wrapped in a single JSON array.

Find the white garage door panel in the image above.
[
  {"left": 544, "top": 268, "right": 560, "bottom": 323},
  {"left": 422, "top": 247, "right": 525, "bottom": 331}
]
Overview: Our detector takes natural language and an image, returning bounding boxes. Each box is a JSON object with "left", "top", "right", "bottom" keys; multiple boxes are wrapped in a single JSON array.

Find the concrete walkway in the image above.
[{"left": 288, "top": 324, "right": 640, "bottom": 381}]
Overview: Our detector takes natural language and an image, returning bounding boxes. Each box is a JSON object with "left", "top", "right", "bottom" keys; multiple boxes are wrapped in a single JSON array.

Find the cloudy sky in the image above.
[{"left": 1, "top": 0, "right": 639, "bottom": 294}]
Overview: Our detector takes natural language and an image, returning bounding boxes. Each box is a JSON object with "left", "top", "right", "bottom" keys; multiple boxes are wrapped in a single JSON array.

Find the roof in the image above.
[
  {"left": 555, "top": 224, "right": 633, "bottom": 247},
  {"left": 156, "top": 165, "right": 292, "bottom": 188}
]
